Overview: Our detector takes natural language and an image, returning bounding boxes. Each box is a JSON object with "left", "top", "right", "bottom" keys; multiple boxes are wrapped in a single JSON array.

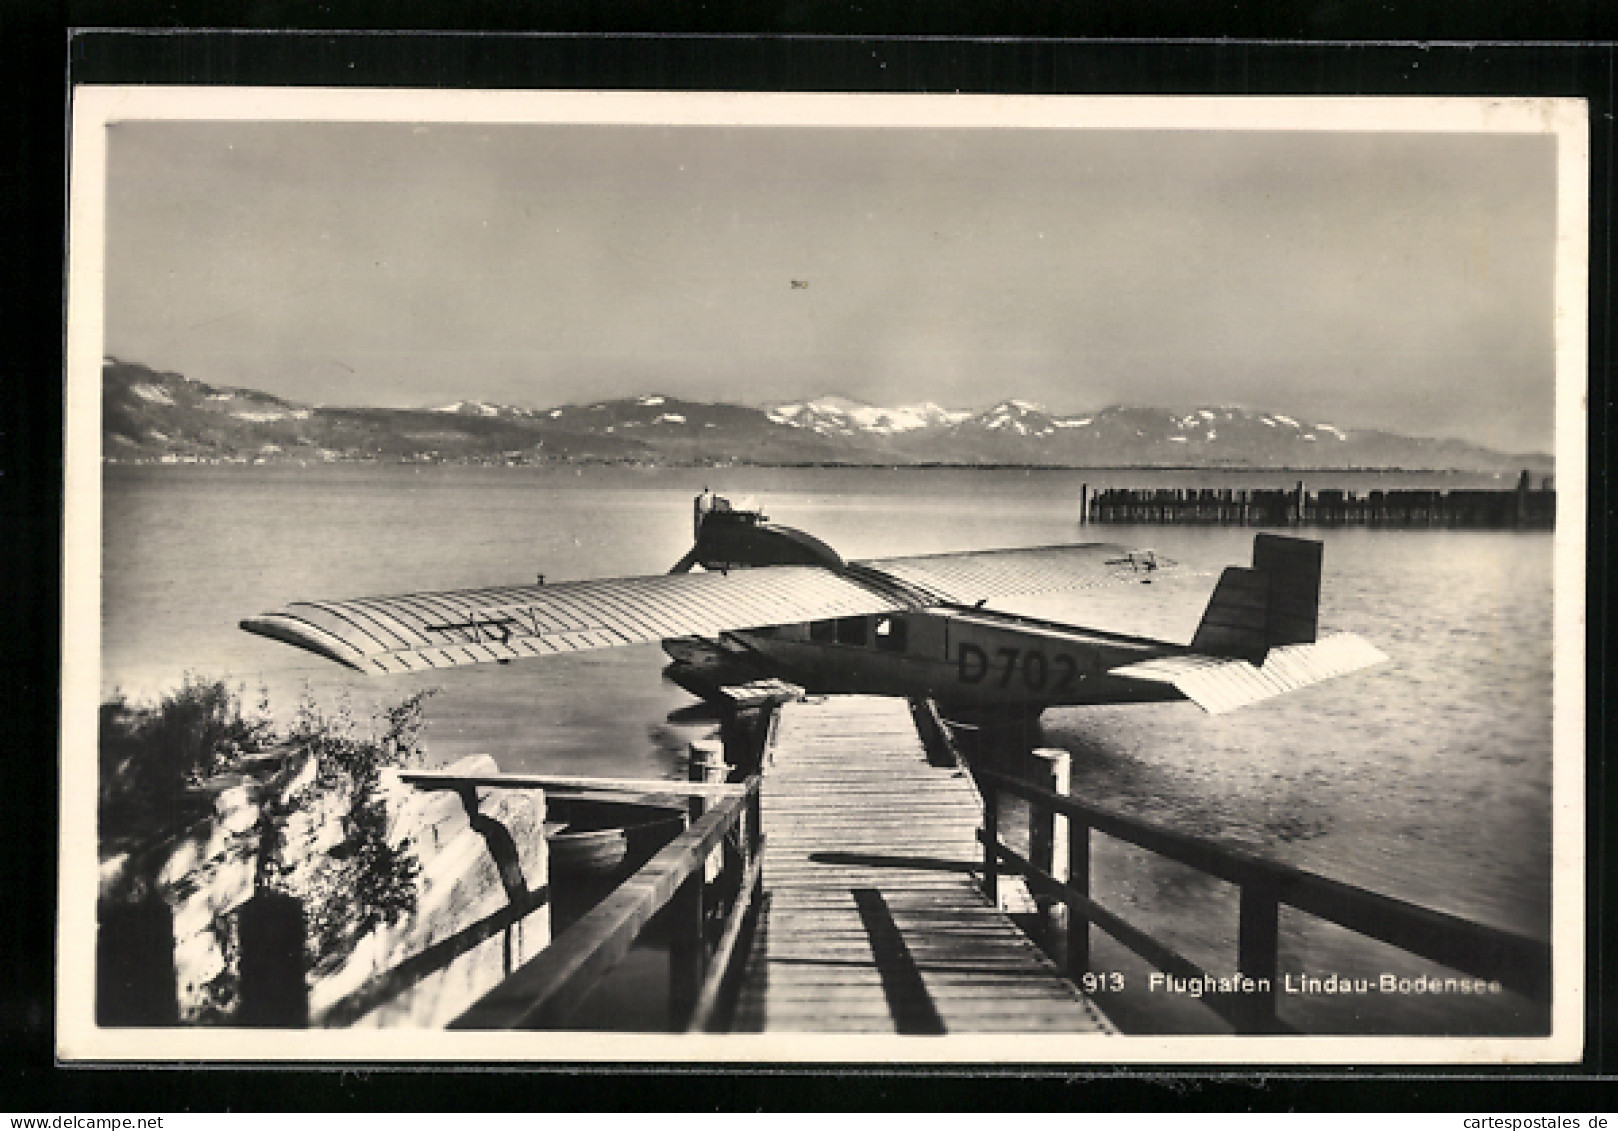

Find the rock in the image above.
[
  {"left": 275, "top": 750, "right": 317, "bottom": 805},
  {"left": 98, "top": 852, "right": 132, "bottom": 903},
  {"left": 215, "top": 786, "right": 260, "bottom": 835},
  {"left": 156, "top": 833, "right": 205, "bottom": 891}
]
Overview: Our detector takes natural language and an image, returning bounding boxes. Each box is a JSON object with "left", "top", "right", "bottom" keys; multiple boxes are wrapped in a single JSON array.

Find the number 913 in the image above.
[{"left": 1080, "top": 972, "right": 1125, "bottom": 993}]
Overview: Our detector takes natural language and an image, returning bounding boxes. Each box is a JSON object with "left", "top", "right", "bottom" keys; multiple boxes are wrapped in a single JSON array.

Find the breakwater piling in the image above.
[{"left": 1082, "top": 472, "right": 1553, "bottom": 529}]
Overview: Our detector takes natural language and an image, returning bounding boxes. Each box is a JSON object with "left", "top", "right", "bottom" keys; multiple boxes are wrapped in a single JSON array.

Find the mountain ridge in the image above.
[{"left": 100, "top": 359, "right": 1552, "bottom": 474}]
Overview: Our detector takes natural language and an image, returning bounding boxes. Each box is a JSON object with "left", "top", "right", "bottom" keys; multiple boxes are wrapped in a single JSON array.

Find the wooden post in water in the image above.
[
  {"left": 688, "top": 739, "right": 727, "bottom": 818},
  {"left": 719, "top": 708, "right": 767, "bottom": 777},
  {"left": 1027, "top": 748, "right": 1071, "bottom": 943},
  {"left": 1079, "top": 483, "right": 1088, "bottom": 525},
  {"left": 669, "top": 739, "right": 728, "bottom": 1029}
]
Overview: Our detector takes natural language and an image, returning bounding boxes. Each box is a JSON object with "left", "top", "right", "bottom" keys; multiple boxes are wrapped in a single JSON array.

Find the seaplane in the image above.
[{"left": 241, "top": 492, "right": 1385, "bottom": 721}]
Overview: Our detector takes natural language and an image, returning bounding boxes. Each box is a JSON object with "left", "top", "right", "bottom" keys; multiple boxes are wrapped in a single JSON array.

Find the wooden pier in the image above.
[
  {"left": 730, "top": 696, "right": 1111, "bottom": 1034},
  {"left": 184, "top": 696, "right": 1549, "bottom": 1037},
  {"left": 1083, "top": 475, "right": 1554, "bottom": 529}
]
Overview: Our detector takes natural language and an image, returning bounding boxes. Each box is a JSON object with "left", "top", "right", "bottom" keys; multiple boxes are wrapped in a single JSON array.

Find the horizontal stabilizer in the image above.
[{"left": 1111, "top": 633, "right": 1387, "bottom": 714}]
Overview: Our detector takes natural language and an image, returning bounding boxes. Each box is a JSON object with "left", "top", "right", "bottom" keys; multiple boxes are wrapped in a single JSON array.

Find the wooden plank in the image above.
[
  {"left": 765, "top": 934, "right": 1054, "bottom": 948},
  {"left": 754, "top": 967, "right": 1085, "bottom": 986},
  {"left": 403, "top": 770, "right": 745, "bottom": 798},
  {"left": 758, "top": 937, "right": 1052, "bottom": 954},
  {"left": 734, "top": 695, "right": 1111, "bottom": 1035}
]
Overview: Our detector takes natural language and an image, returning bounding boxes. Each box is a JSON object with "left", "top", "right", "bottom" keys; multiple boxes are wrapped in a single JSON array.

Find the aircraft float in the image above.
[{"left": 242, "top": 492, "right": 1385, "bottom": 719}]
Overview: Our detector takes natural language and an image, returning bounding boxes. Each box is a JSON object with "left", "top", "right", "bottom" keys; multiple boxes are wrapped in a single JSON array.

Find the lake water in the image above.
[{"left": 98, "top": 463, "right": 1556, "bottom": 1035}]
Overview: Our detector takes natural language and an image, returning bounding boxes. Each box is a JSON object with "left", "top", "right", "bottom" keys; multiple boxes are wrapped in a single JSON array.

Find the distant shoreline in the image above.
[
  {"left": 99, "top": 360, "right": 1555, "bottom": 478},
  {"left": 100, "top": 456, "right": 1553, "bottom": 476}
]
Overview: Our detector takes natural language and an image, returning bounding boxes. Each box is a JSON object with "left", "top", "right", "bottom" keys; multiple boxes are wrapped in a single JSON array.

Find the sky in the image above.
[{"left": 102, "top": 119, "right": 1560, "bottom": 453}]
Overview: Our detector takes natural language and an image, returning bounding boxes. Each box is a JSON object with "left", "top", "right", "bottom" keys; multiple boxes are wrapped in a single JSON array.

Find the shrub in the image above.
[
  {"left": 100, "top": 679, "right": 435, "bottom": 995},
  {"left": 99, "top": 675, "right": 273, "bottom": 850},
  {"left": 264, "top": 689, "right": 434, "bottom": 970}
]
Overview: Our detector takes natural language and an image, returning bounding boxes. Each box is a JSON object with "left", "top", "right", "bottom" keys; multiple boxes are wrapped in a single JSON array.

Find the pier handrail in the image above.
[
  {"left": 449, "top": 773, "right": 763, "bottom": 1031},
  {"left": 975, "top": 766, "right": 1550, "bottom": 1034},
  {"left": 401, "top": 768, "right": 751, "bottom": 810},
  {"left": 401, "top": 769, "right": 748, "bottom": 797}
]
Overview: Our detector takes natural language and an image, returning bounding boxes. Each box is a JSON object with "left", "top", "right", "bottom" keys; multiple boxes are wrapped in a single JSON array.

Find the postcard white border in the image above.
[{"left": 60, "top": 86, "right": 1589, "bottom": 1065}]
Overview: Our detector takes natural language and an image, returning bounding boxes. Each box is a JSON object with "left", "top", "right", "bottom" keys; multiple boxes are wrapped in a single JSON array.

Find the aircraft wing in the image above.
[
  {"left": 857, "top": 542, "right": 1167, "bottom": 606},
  {"left": 1109, "top": 634, "right": 1388, "bottom": 714},
  {"left": 241, "top": 566, "right": 904, "bottom": 674}
]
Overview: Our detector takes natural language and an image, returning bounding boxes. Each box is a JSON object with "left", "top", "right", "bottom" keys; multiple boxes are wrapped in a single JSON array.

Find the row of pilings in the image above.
[{"left": 1080, "top": 473, "right": 1554, "bottom": 530}]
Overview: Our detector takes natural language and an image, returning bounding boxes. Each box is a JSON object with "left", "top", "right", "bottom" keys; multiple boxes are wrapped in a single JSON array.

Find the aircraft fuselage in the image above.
[{"left": 674, "top": 605, "right": 1189, "bottom": 711}]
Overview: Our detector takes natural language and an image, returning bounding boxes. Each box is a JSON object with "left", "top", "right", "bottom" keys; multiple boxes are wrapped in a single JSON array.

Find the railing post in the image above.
[
  {"left": 981, "top": 778, "right": 999, "bottom": 907},
  {"left": 1027, "top": 748, "right": 1071, "bottom": 942},
  {"left": 673, "top": 744, "right": 727, "bottom": 1031},
  {"left": 690, "top": 740, "right": 728, "bottom": 883},
  {"left": 688, "top": 739, "right": 728, "bottom": 818},
  {"left": 238, "top": 890, "right": 309, "bottom": 1027},
  {"left": 96, "top": 897, "right": 179, "bottom": 1026},
  {"left": 1236, "top": 877, "right": 1281, "bottom": 1033},
  {"left": 1066, "top": 821, "right": 1091, "bottom": 978},
  {"left": 746, "top": 778, "right": 763, "bottom": 891},
  {"left": 667, "top": 870, "right": 705, "bottom": 1031}
]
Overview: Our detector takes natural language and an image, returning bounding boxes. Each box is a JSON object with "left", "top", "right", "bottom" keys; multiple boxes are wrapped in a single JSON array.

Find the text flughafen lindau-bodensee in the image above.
[{"left": 1144, "top": 972, "right": 1506, "bottom": 997}]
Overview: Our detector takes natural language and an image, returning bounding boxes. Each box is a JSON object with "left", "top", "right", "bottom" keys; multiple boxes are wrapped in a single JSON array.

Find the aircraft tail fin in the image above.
[
  {"left": 1191, "top": 533, "right": 1323, "bottom": 662},
  {"left": 1127, "top": 532, "right": 1384, "bottom": 713}
]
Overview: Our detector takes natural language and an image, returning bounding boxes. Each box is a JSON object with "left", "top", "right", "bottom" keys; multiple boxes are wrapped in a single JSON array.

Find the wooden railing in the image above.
[
  {"left": 975, "top": 766, "right": 1551, "bottom": 1035},
  {"left": 448, "top": 773, "right": 764, "bottom": 1032},
  {"left": 401, "top": 769, "right": 749, "bottom": 808}
]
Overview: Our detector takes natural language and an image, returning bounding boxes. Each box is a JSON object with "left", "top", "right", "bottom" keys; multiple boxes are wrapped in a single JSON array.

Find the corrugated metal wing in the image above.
[
  {"left": 858, "top": 543, "right": 1166, "bottom": 605},
  {"left": 1110, "top": 633, "right": 1388, "bottom": 714},
  {"left": 242, "top": 565, "right": 903, "bottom": 674}
]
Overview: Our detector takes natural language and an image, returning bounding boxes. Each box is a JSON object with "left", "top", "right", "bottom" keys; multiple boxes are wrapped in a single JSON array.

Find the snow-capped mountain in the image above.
[
  {"left": 758, "top": 396, "right": 1532, "bottom": 471},
  {"left": 430, "top": 400, "right": 541, "bottom": 419},
  {"left": 766, "top": 396, "right": 972, "bottom": 435},
  {"left": 101, "top": 360, "right": 1549, "bottom": 473}
]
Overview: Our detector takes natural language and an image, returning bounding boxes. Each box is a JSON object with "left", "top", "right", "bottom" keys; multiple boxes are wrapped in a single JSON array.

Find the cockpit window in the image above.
[
  {"left": 834, "top": 616, "right": 868, "bottom": 646},
  {"left": 809, "top": 619, "right": 835, "bottom": 643},
  {"left": 873, "top": 615, "right": 906, "bottom": 653}
]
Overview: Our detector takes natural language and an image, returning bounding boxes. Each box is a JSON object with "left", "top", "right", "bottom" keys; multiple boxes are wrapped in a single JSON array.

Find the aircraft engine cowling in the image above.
[{"left": 671, "top": 511, "right": 845, "bottom": 573}]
